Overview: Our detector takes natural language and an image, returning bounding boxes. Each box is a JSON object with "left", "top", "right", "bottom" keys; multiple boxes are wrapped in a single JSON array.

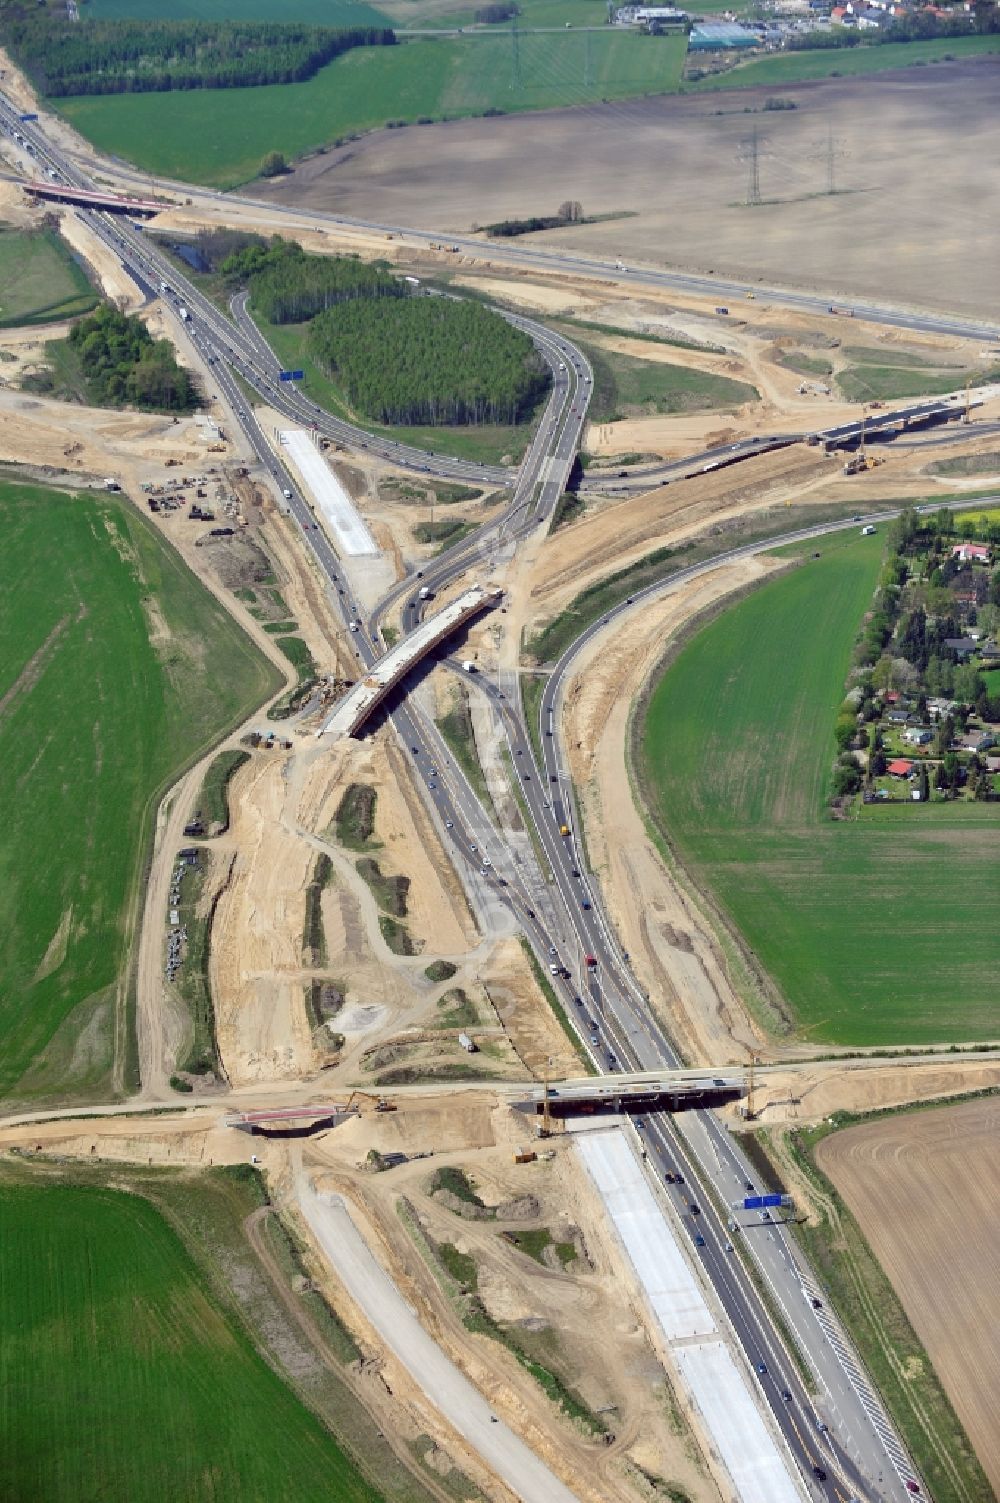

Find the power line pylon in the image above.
[
  {"left": 743, "top": 125, "right": 762, "bottom": 207},
  {"left": 510, "top": 15, "right": 521, "bottom": 90}
]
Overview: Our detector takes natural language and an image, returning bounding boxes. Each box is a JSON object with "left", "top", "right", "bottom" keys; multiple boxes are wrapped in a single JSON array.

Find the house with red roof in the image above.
[
  {"left": 887, "top": 758, "right": 915, "bottom": 777},
  {"left": 951, "top": 542, "right": 991, "bottom": 564}
]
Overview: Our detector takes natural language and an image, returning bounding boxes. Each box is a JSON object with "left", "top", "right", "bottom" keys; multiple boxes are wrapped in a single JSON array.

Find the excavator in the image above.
[{"left": 344, "top": 1089, "right": 397, "bottom": 1114}]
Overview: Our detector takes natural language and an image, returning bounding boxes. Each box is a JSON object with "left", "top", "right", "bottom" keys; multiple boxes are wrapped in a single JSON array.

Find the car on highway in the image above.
[
  {"left": 694, "top": 1234, "right": 705, "bottom": 1247},
  {"left": 581, "top": 900, "right": 591, "bottom": 910},
  {"left": 810, "top": 1296, "right": 823, "bottom": 1309},
  {"left": 781, "top": 1389, "right": 792, "bottom": 1403},
  {"left": 445, "top": 820, "right": 453, "bottom": 829},
  {"left": 756, "top": 1362, "right": 767, "bottom": 1375},
  {"left": 689, "top": 1203, "right": 700, "bottom": 1215},
  {"left": 812, "top": 1467, "right": 827, "bottom": 1483}
]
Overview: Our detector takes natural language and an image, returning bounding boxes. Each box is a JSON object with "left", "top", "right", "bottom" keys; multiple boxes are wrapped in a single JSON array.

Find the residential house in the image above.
[
  {"left": 903, "top": 727, "right": 933, "bottom": 746},
  {"left": 951, "top": 542, "right": 991, "bottom": 564},
  {"left": 887, "top": 757, "right": 915, "bottom": 777},
  {"left": 945, "top": 637, "right": 977, "bottom": 660},
  {"left": 927, "top": 697, "right": 958, "bottom": 721},
  {"left": 887, "top": 710, "right": 911, "bottom": 725}
]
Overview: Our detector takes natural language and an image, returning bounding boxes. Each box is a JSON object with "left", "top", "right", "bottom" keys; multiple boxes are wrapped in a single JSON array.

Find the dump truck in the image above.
[
  {"left": 559, "top": 824, "right": 570, "bottom": 836},
  {"left": 458, "top": 1032, "right": 478, "bottom": 1054}
]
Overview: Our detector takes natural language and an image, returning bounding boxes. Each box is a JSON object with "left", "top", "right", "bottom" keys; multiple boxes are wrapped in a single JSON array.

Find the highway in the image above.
[{"left": 0, "top": 91, "right": 936, "bottom": 1503}]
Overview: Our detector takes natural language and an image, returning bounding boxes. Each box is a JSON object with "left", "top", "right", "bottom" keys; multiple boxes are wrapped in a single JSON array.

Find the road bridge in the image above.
[
  {"left": 513, "top": 1071, "right": 743, "bottom": 1119},
  {"left": 23, "top": 178, "right": 164, "bottom": 216},
  {"left": 319, "top": 585, "right": 502, "bottom": 738}
]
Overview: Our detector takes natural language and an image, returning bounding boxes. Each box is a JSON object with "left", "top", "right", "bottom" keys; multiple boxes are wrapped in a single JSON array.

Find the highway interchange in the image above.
[{"left": 4, "top": 87, "right": 997, "bottom": 1503}]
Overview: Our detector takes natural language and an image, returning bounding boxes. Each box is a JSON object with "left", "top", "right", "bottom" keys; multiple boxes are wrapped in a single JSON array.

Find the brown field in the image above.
[
  {"left": 817, "top": 1098, "right": 1000, "bottom": 1496},
  {"left": 256, "top": 61, "right": 1000, "bottom": 321}
]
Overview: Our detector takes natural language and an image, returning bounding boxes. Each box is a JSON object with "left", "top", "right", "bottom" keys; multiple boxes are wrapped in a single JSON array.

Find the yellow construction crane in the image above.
[{"left": 744, "top": 1053, "right": 758, "bottom": 1121}]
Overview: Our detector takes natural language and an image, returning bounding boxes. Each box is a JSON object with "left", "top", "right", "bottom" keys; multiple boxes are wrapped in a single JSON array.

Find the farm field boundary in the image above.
[
  {"left": 755, "top": 1101, "right": 997, "bottom": 1503},
  {"left": 633, "top": 532, "right": 1000, "bottom": 1045},
  {"left": 0, "top": 1157, "right": 431, "bottom": 1503},
  {"left": 0, "top": 483, "right": 279, "bottom": 1104}
]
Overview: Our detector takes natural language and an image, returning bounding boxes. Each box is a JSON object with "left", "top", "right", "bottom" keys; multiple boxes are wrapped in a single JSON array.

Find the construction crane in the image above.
[{"left": 744, "top": 1053, "right": 758, "bottom": 1121}]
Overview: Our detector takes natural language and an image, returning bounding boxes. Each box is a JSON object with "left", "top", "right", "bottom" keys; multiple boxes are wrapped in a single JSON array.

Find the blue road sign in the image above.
[
  {"left": 279, "top": 369, "right": 304, "bottom": 382},
  {"left": 20, "top": 113, "right": 38, "bottom": 121},
  {"left": 744, "top": 1194, "right": 784, "bottom": 1210}
]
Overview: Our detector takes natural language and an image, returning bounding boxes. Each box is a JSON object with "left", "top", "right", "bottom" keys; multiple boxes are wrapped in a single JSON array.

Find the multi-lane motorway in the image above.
[{"left": 0, "top": 90, "right": 969, "bottom": 1503}]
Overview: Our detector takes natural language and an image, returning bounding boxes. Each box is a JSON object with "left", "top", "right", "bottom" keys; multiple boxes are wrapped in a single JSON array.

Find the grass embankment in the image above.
[
  {"left": 57, "top": 31, "right": 687, "bottom": 187},
  {"left": 0, "top": 1166, "right": 386, "bottom": 1503},
  {"left": 437, "top": 687, "right": 492, "bottom": 810},
  {"left": 0, "top": 226, "right": 97, "bottom": 327},
  {"left": 0, "top": 484, "right": 278, "bottom": 1102},
  {"left": 774, "top": 1118, "right": 991, "bottom": 1503},
  {"left": 526, "top": 495, "right": 909, "bottom": 666},
  {"left": 638, "top": 532, "right": 1000, "bottom": 1044},
  {"left": 267, "top": 632, "right": 317, "bottom": 720},
  {"left": 89, "top": 0, "right": 388, "bottom": 20},
  {"left": 334, "top": 782, "right": 379, "bottom": 849},
  {"left": 520, "top": 671, "right": 546, "bottom": 766},
  {"left": 193, "top": 747, "right": 249, "bottom": 831},
  {"left": 171, "top": 848, "right": 220, "bottom": 1078},
  {"left": 689, "top": 33, "right": 1000, "bottom": 92},
  {"left": 928, "top": 452, "right": 1000, "bottom": 479},
  {"left": 398, "top": 1195, "right": 603, "bottom": 1435},
  {"left": 518, "top": 937, "right": 594, "bottom": 1074},
  {"left": 303, "top": 853, "right": 334, "bottom": 966},
  {"left": 836, "top": 349, "right": 1000, "bottom": 403},
  {"left": 554, "top": 326, "right": 758, "bottom": 421}
]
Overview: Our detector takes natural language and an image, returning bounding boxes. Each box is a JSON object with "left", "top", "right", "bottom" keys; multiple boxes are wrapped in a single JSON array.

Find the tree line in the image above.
[
  {"left": 1, "top": 17, "right": 394, "bottom": 96},
  {"left": 68, "top": 304, "right": 197, "bottom": 412},
  {"left": 787, "top": 3, "right": 997, "bottom": 50},
  {"left": 222, "top": 238, "right": 405, "bottom": 324},
  {"left": 309, "top": 297, "right": 549, "bottom": 427}
]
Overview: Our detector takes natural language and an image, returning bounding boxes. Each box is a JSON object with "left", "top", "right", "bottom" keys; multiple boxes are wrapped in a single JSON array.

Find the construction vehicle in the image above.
[
  {"left": 745, "top": 291, "right": 756, "bottom": 301},
  {"left": 513, "top": 1149, "right": 537, "bottom": 1165},
  {"left": 345, "top": 1090, "right": 397, "bottom": 1113}
]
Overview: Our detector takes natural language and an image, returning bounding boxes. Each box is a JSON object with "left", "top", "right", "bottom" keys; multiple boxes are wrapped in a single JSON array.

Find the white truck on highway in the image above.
[{"left": 178, "top": 306, "right": 190, "bottom": 322}]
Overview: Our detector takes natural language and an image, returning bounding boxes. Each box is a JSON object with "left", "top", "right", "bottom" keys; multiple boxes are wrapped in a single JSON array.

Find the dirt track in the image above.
[
  {"left": 817, "top": 1098, "right": 1000, "bottom": 1495},
  {"left": 255, "top": 61, "right": 1000, "bottom": 321}
]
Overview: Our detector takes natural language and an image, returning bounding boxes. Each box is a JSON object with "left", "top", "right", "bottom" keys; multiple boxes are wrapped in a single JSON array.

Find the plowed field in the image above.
[{"left": 818, "top": 1098, "right": 1000, "bottom": 1498}]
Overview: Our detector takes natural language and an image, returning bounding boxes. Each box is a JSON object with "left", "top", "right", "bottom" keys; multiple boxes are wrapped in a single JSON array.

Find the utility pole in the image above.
[
  {"left": 746, "top": 124, "right": 761, "bottom": 207},
  {"left": 826, "top": 122, "right": 836, "bottom": 195},
  {"left": 510, "top": 15, "right": 521, "bottom": 91}
]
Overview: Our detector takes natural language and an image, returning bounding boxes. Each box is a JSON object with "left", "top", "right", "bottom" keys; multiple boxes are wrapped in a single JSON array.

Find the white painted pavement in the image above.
[
  {"left": 576, "top": 1127, "right": 803, "bottom": 1503},
  {"left": 278, "top": 429, "right": 378, "bottom": 556},
  {"left": 298, "top": 1181, "right": 583, "bottom": 1503}
]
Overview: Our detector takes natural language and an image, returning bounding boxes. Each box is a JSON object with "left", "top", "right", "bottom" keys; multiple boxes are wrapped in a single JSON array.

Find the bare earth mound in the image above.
[
  {"left": 256, "top": 61, "right": 1000, "bottom": 321},
  {"left": 817, "top": 1098, "right": 1000, "bottom": 1495}
]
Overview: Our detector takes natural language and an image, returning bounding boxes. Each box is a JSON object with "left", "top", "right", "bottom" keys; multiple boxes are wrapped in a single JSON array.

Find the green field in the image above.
[
  {"left": 639, "top": 533, "right": 1000, "bottom": 1044},
  {"left": 58, "top": 31, "right": 687, "bottom": 187},
  {"left": 0, "top": 1174, "right": 382, "bottom": 1503},
  {"left": 0, "top": 226, "right": 98, "bottom": 328},
  {"left": 88, "top": 0, "right": 391, "bottom": 21},
  {"left": 0, "top": 483, "right": 279, "bottom": 1100},
  {"left": 689, "top": 34, "right": 1000, "bottom": 91}
]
